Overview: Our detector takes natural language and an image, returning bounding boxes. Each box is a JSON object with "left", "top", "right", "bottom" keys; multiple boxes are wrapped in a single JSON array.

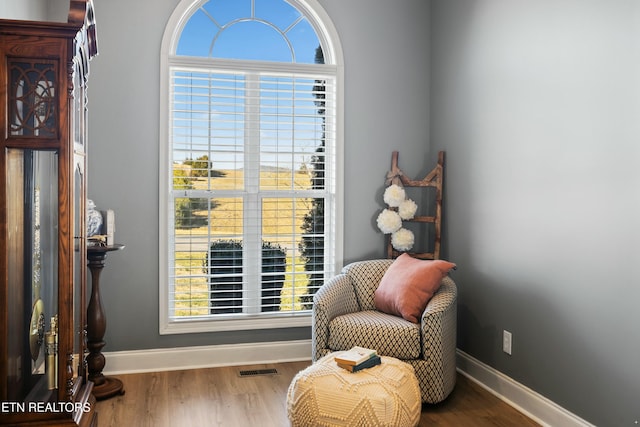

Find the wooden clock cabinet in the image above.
[{"left": 0, "top": 1, "right": 98, "bottom": 425}]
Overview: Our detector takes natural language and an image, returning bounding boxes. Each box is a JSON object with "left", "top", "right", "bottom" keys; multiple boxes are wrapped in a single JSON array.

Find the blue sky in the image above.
[
  {"left": 171, "top": 0, "right": 328, "bottom": 173},
  {"left": 177, "top": 0, "right": 322, "bottom": 63}
]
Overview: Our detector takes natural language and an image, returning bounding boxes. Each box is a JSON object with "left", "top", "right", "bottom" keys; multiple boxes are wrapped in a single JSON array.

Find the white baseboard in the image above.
[
  {"left": 103, "top": 342, "right": 592, "bottom": 426},
  {"left": 456, "top": 349, "right": 595, "bottom": 427},
  {"left": 102, "top": 339, "right": 312, "bottom": 375}
]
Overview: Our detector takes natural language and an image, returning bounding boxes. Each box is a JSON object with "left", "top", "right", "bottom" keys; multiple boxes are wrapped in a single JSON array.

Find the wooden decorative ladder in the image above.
[{"left": 385, "top": 151, "right": 445, "bottom": 260}]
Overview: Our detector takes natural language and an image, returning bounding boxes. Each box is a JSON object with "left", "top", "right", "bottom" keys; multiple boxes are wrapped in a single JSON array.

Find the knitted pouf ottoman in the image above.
[{"left": 286, "top": 352, "right": 421, "bottom": 427}]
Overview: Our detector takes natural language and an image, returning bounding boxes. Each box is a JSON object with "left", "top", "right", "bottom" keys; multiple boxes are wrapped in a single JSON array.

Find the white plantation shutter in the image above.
[{"left": 167, "top": 64, "right": 336, "bottom": 323}]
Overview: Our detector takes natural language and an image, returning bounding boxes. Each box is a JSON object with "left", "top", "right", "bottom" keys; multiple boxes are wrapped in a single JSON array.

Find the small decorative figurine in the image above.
[{"left": 87, "top": 199, "right": 103, "bottom": 236}]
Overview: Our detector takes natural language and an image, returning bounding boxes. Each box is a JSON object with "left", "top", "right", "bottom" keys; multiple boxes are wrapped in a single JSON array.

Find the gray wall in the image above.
[
  {"left": 0, "top": 0, "right": 67, "bottom": 21},
  {"left": 85, "top": 0, "right": 431, "bottom": 350},
  {"left": 0, "top": 0, "right": 46, "bottom": 20},
  {"left": 430, "top": 1, "right": 640, "bottom": 425}
]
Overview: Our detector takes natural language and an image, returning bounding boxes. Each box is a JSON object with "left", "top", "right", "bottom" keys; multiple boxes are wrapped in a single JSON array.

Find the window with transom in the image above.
[{"left": 160, "top": 0, "right": 342, "bottom": 333}]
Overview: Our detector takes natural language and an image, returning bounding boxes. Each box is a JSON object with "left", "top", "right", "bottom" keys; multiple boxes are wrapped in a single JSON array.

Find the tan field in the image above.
[{"left": 173, "top": 168, "right": 317, "bottom": 316}]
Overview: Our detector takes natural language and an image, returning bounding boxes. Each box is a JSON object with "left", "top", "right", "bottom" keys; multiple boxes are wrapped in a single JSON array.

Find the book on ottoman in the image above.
[
  {"left": 334, "top": 346, "right": 377, "bottom": 366},
  {"left": 334, "top": 346, "right": 378, "bottom": 371},
  {"left": 337, "top": 355, "right": 382, "bottom": 372}
]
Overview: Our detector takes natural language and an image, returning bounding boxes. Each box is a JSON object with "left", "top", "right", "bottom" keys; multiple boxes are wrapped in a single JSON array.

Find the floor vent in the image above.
[{"left": 238, "top": 368, "right": 278, "bottom": 377}]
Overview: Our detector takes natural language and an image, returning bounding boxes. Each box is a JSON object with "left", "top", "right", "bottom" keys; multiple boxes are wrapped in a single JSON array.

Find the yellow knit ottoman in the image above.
[{"left": 286, "top": 352, "right": 421, "bottom": 427}]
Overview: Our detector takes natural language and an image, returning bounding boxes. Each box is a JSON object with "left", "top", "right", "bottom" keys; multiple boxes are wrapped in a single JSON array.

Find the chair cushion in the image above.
[
  {"left": 327, "top": 310, "right": 421, "bottom": 359},
  {"left": 374, "top": 254, "right": 456, "bottom": 323}
]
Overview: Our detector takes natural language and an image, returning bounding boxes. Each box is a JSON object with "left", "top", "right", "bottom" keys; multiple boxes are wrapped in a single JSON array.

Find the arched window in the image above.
[{"left": 159, "top": 0, "right": 343, "bottom": 333}]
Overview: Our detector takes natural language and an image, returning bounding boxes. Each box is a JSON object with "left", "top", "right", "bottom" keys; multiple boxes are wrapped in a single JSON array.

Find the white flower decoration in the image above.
[
  {"left": 376, "top": 209, "right": 402, "bottom": 234},
  {"left": 383, "top": 184, "right": 406, "bottom": 207},
  {"left": 398, "top": 198, "right": 418, "bottom": 220},
  {"left": 391, "top": 228, "right": 414, "bottom": 251}
]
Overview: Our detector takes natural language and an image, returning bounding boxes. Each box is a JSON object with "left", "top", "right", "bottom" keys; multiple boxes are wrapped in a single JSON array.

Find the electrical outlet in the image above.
[{"left": 503, "top": 330, "right": 512, "bottom": 355}]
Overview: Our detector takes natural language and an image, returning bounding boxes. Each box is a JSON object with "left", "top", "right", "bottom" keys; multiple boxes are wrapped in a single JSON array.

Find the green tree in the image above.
[
  {"left": 207, "top": 240, "right": 286, "bottom": 314},
  {"left": 298, "top": 46, "right": 326, "bottom": 309},
  {"left": 173, "top": 160, "right": 221, "bottom": 229},
  {"left": 183, "top": 155, "right": 226, "bottom": 178}
]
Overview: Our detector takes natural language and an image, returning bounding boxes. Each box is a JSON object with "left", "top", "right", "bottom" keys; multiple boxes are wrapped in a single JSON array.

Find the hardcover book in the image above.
[
  {"left": 333, "top": 346, "right": 377, "bottom": 366},
  {"left": 337, "top": 355, "right": 382, "bottom": 372}
]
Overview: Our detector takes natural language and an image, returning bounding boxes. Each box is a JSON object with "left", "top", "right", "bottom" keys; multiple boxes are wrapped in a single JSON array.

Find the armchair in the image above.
[{"left": 312, "top": 259, "right": 457, "bottom": 404}]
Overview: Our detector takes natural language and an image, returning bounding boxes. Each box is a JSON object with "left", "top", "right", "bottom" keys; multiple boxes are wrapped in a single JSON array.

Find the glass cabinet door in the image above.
[
  {"left": 73, "top": 158, "right": 87, "bottom": 382},
  {"left": 5, "top": 148, "right": 59, "bottom": 402}
]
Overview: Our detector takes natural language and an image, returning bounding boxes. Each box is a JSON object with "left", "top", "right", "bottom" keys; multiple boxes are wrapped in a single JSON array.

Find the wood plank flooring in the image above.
[{"left": 96, "top": 361, "right": 540, "bottom": 427}]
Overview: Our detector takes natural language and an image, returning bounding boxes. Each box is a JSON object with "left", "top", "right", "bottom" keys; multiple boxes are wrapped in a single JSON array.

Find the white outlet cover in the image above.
[{"left": 503, "top": 330, "right": 512, "bottom": 355}]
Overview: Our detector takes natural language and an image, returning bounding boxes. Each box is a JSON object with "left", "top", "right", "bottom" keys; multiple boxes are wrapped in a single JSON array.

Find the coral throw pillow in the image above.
[{"left": 374, "top": 254, "right": 456, "bottom": 323}]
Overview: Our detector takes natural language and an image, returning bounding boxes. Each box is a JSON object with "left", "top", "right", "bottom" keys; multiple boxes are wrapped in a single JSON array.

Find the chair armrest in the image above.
[
  {"left": 312, "top": 274, "right": 359, "bottom": 361},
  {"left": 420, "top": 276, "right": 458, "bottom": 358}
]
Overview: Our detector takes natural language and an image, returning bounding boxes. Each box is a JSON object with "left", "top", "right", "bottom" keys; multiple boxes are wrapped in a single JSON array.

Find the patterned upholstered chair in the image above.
[{"left": 312, "top": 259, "right": 457, "bottom": 404}]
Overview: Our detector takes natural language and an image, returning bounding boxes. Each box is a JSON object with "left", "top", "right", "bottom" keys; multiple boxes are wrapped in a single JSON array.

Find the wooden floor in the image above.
[{"left": 96, "top": 361, "right": 540, "bottom": 427}]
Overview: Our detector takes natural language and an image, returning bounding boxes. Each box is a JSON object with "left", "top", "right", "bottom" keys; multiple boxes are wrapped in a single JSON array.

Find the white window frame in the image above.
[{"left": 159, "top": 0, "right": 344, "bottom": 334}]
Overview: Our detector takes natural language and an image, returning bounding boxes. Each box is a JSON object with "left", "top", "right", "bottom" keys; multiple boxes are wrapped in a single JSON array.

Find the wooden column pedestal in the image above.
[{"left": 87, "top": 244, "right": 125, "bottom": 400}]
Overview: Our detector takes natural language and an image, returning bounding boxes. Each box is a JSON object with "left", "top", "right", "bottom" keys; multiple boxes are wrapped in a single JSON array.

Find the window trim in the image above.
[{"left": 159, "top": 0, "right": 344, "bottom": 334}]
